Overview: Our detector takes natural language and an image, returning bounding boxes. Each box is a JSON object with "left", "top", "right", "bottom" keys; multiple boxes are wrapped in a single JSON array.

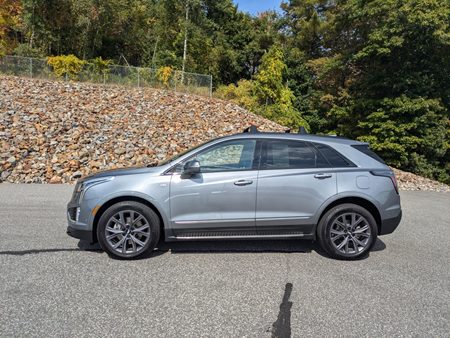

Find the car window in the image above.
[
  {"left": 314, "top": 143, "right": 356, "bottom": 167},
  {"left": 193, "top": 139, "right": 257, "bottom": 173},
  {"left": 351, "top": 145, "right": 385, "bottom": 164},
  {"left": 158, "top": 140, "right": 211, "bottom": 166},
  {"left": 261, "top": 140, "right": 324, "bottom": 170}
]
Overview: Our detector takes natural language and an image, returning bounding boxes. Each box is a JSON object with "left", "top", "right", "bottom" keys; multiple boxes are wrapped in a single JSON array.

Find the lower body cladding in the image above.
[
  {"left": 167, "top": 225, "right": 316, "bottom": 241},
  {"left": 67, "top": 225, "right": 93, "bottom": 242},
  {"left": 379, "top": 210, "right": 402, "bottom": 235}
]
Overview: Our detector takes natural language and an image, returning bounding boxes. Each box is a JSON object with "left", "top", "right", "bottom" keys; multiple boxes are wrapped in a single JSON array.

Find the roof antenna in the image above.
[
  {"left": 298, "top": 126, "right": 308, "bottom": 134},
  {"left": 243, "top": 125, "right": 259, "bottom": 133}
]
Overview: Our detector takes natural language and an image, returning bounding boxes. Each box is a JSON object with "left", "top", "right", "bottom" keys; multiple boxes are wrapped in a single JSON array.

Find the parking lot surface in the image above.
[{"left": 0, "top": 184, "right": 449, "bottom": 337}]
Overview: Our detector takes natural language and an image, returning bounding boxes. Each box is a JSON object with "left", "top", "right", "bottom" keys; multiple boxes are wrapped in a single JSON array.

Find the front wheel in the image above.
[
  {"left": 97, "top": 201, "right": 160, "bottom": 259},
  {"left": 317, "top": 203, "right": 378, "bottom": 260}
]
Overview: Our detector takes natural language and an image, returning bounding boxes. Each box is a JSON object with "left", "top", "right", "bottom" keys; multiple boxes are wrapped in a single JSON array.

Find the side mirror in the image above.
[{"left": 182, "top": 160, "right": 200, "bottom": 176}]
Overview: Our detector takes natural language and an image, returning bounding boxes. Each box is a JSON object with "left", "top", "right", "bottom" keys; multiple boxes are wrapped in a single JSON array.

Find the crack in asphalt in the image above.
[{"left": 271, "top": 282, "right": 293, "bottom": 338}]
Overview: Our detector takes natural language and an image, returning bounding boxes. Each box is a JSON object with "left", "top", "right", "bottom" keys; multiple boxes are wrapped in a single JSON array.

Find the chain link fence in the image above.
[{"left": 0, "top": 55, "right": 213, "bottom": 97}]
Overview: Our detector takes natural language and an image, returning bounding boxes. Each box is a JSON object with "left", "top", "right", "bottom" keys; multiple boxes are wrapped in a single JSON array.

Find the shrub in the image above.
[
  {"left": 88, "top": 56, "right": 111, "bottom": 75},
  {"left": 47, "top": 54, "right": 86, "bottom": 80},
  {"left": 156, "top": 66, "right": 173, "bottom": 87},
  {"left": 215, "top": 79, "right": 259, "bottom": 112}
]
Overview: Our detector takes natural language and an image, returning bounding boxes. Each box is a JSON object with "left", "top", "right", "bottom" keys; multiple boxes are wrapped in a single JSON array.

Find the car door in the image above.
[
  {"left": 169, "top": 138, "right": 259, "bottom": 236},
  {"left": 256, "top": 139, "right": 337, "bottom": 235}
]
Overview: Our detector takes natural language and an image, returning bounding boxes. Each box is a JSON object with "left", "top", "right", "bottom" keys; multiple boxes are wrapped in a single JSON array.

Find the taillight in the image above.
[
  {"left": 391, "top": 174, "right": 399, "bottom": 194},
  {"left": 370, "top": 170, "right": 399, "bottom": 194}
]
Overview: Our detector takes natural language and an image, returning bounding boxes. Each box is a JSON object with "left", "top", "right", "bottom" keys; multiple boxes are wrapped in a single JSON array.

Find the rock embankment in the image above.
[
  {"left": 0, "top": 76, "right": 283, "bottom": 184},
  {"left": 392, "top": 168, "right": 449, "bottom": 192},
  {"left": 1, "top": 75, "right": 448, "bottom": 191}
]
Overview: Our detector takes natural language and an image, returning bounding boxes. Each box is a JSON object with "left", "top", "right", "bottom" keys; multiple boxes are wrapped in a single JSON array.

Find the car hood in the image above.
[{"left": 80, "top": 165, "right": 164, "bottom": 182}]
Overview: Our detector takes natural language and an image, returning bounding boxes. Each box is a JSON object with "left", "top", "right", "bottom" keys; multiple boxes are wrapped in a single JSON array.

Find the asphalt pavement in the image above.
[{"left": 0, "top": 184, "right": 449, "bottom": 337}]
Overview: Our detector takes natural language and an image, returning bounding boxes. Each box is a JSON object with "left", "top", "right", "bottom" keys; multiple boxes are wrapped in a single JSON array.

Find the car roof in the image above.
[{"left": 222, "top": 132, "right": 367, "bottom": 146}]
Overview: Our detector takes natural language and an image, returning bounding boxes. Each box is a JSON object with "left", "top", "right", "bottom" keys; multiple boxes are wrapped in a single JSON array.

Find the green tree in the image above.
[
  {"left": 254, "top": 45, "right": 309, "bottom": 129},
  {"left": 282, "top": 0, "right": 450, "bottom": 181},
  {"left": 357, "top": 97, "right": 448, "bottom": 181},
  {"left": 217, "top": 45, "right": 308, "bottom": 130},
  {"left": 0, "top": 0, "right": 22, "bottom": 55}
]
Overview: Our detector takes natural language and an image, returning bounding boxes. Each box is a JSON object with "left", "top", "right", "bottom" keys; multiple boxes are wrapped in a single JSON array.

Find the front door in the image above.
[
  {"left": 170, "top": 139, "right": 259, "bottom": 236},
  {"left": 256, "top": 139, "right": 337, "bottom": 235}
]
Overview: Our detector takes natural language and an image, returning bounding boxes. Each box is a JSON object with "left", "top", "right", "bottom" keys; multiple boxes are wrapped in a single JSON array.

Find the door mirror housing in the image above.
[{"left": 182, "top": 160, "right": 200, "bottom": 176}]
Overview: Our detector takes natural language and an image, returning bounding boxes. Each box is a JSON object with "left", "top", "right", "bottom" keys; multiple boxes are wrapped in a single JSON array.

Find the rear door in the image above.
[{"left": 256, "top": 139, "right": 337, "bottom": 235}]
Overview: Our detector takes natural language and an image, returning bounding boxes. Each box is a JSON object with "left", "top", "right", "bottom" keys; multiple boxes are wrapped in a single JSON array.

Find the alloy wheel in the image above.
[
  {"left": 330, "top": 212, "right": 371, "bottom": 255},
  {"left": 105, "top": 210, "right": 151, "bottom": 255}
]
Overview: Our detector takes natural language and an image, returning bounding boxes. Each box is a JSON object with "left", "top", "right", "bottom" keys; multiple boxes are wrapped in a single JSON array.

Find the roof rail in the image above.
[
  {"left": 285, "top": 129, "right": 291, "bottom": 133},
  {"left": 242, "top": 125, "right": 259, "bottom": 133},
  {"left": 298, "top": 126, "right": 308, "bottom": 134}
]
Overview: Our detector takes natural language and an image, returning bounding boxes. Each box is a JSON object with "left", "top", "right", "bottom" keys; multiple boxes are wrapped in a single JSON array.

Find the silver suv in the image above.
[{"left": 67, "top": 127, "right": 402, "bottom": 260}]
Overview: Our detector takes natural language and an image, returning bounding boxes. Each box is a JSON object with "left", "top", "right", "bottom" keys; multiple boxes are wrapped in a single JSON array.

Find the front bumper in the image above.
[
  {"left": 379, "top": 210, "right": 402, "bottom": 235},
  {"left": 67, "top": 202, "right": 96, "bottom": 243},
  {"left": 67, "top": 225, "right": 94, "bottom": 242},
  {"left": 67, "top": 178, "right": 114, "bottom": 243}
]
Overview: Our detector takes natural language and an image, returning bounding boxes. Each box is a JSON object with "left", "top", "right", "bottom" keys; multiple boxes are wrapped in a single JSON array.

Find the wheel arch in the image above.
[
  {"left": 92, "top": 196, "right": 165, "bottom": 243},
  {"left": 317, "top": 196, "right": 382, "bottom": 234}
]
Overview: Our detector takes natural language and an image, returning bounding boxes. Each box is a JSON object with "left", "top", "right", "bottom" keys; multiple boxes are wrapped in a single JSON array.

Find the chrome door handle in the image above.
[
  {"left": 314, "top": 173, "right": 332, "bottom": 179},
  {"left": 234, "top": 179, "right": 253, "bottom": 186}
]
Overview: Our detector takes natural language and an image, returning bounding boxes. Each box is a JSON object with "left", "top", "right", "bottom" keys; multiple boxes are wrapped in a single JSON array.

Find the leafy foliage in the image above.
[
  {"left": 281, "top": 0, "right": 449, "bottom": 182},
  {"left": 87, "top": 57, "right": 112, "bottom": 75},
  {"left": 215, "top": 79, "right": 259, "bottom": 112},
  {"left": 47, "top": 54, "right": 86, "bottom": 79},
  {"left": 357, "top": 97, "right": 447, "bottom": 181},
  {"left": 217, "top": 45, "right": 309, "bottom": 130},
  {"left": 0, "top": 0, "right": 22, "bottom": 55},
  {"left": 156, "top": 66, "right": 173, "bottom": 87}
]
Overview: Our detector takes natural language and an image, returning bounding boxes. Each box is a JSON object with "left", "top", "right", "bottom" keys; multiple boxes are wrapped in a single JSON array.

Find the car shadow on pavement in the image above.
[
  {"left": 156, "top": 239, "right": 315, "bottom": 254},
  {"left": 0, "top": 238, "right": 385, "bottom": 258},
  {"left": 75, "top": 237, "right": 386, "bottom": 260},
  {"left": 97, "top": 239, "right": 319, "bottom": 260},
  {"left": 148, "top": 237, "right": 386, "bottom": 260},
  {"left": 0, "top": 241, "right": 103, "bottom": 256},
  {"left": 0, "top": 248, "right": 83, "bottom": 256}
]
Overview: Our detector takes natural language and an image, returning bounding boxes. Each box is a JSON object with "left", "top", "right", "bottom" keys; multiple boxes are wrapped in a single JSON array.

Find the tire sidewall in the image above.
[
  {"left": 318, "top": 203, "right": 378, "bottom": 260},
  {"left": 97, "top": 201, "right": 160, "bottom": 259}
]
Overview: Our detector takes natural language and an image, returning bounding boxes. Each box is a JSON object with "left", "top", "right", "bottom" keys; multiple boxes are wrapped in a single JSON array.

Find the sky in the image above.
[{"left": 233, "top": 0, "right": 283, "bottom": 15}]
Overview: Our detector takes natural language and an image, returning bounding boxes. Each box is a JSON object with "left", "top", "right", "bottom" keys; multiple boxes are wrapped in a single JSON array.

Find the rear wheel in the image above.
[
  {"left": 97, "top": 201, "right": 160, "bottom": 259},
  {"left": 317, "top": 203, "right": 377, "bottom": 260}
]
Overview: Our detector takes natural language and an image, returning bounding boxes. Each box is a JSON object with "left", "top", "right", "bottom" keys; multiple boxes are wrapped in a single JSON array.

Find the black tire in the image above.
[
  {"left": 97, "top": 201, "right": 160, "bottom": 259},
  {"left": 317, "top": 203, "right": 378, "bottom": 260}
]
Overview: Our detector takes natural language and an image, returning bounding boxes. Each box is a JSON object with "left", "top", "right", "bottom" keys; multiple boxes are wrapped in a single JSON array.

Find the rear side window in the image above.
[
  {"left": 313, "top": 143, "right": 356, "bottom": 167},
  {"left": 261, "top": 140, "right": 327, "bottom": 169},
  {"left": 351, "top": 145, "right": 385, "bottom": 164}
]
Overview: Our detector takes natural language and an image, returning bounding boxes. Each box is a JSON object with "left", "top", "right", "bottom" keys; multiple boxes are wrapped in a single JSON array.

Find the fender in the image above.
[
  {"left": 87, "top": 190, "right": 170, "bottom": 232},
  {"left": 312, "top": 191, "right": 382, "bottom": 226}
]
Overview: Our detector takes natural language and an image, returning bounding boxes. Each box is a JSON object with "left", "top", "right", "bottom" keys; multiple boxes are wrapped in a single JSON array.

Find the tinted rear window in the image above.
[
  {"left": 351, "top": 145, "right": 385, "bottom": 164},
  {"left": 314, "top": 143, "right": 356, "bottom": 167},
  {"left": 261, "top": 140, "right": 327, "bottom": 169}
]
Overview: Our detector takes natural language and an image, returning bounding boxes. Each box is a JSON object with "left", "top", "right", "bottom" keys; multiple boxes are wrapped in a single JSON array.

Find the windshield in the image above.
[{"left": 157, "top": 140, "right": 211, "bottom": 166}]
